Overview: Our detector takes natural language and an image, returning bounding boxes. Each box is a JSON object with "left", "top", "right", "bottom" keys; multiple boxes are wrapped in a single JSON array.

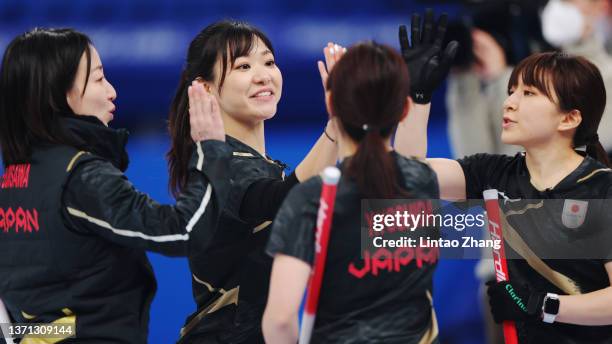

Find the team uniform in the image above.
[
  {"left": 267, "top": 151, "right": 441, "bottom": 344},
  {"left": 179, "top": 136, "right": 297, "bottom": 343},
  {"left": 459, "top": 152, "right": 612, "bottom": 344},
  {"left": 0, "top": 114, "right": 230, "bottom": 343}
]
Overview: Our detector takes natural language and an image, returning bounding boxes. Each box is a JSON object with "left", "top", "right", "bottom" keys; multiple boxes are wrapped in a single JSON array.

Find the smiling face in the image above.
[
  {"left": 209, "top": 37, "right": 282, "bottom": 125},
  {"left": 66, "top": 46, "right": 117, "bottom": 126}
]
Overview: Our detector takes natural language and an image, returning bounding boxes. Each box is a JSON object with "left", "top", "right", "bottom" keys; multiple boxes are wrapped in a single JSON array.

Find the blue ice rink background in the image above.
[{"left": 1, "top": 1, "right": 486, "bottom": 343}]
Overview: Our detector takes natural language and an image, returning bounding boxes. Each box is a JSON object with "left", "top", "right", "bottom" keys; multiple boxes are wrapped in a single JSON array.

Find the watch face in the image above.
[{"left": 544, "top": 297, "right": 560, "bottom": 315}]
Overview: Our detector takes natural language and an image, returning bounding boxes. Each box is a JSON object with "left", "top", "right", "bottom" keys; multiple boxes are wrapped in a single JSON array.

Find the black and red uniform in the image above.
[
  {"left": 267, "top": 152, "right": 441, "bottom": 344},
  {"left": 0, "top": 115, "right": 230, "bottom": 343}
]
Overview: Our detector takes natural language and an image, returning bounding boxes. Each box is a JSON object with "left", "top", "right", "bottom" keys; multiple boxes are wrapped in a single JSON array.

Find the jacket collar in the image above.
[{"left": 61, "top": 113, "right": 130, "bottom": 171}]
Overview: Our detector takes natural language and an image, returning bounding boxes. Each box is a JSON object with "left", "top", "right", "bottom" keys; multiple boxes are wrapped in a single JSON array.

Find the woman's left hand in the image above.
[
  {"left": 317, "top": 42, "right": 347, "bottom": 92},
  {"left": 486, "top": 280, "right": 545, "bottom": 323}
]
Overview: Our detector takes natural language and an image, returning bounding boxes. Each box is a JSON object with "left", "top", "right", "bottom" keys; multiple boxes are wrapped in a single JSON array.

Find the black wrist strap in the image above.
[
  {"left": 324, "top": 126, "right": 336, "bottom": 143},
  {"left": 527, "top": 291, "right": 546, "bottom": 316}
]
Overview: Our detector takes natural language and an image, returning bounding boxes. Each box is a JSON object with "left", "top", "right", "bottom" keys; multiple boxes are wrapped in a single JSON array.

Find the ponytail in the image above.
[
  {"left": 326, "top": 42, "right": 411, "bottom": 199},
  {"left": 343, "top": 123, "right": 406, "bottom": 199},
  {"left": 585, "top": 135, "right": 611, "bottom": 168},
  {"left": 167, "top": 70, "right": 194, "bottom": 198}
]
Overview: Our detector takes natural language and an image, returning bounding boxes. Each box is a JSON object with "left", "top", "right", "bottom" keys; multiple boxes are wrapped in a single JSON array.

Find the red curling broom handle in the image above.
[
  {"left": 483, "top": 189, "right": 519, "bottom": 344},
  {"left": 299, "top": 166, "right": 341, "bottom": 344}
]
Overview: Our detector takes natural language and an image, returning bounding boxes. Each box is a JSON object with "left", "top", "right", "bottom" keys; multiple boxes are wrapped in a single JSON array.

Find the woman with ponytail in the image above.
[
  {"left": 262, "top": 41, "right": 443, "bottom": 344},
  {"left": 396, "top": 51, "right": 612, "bottom": 343}
]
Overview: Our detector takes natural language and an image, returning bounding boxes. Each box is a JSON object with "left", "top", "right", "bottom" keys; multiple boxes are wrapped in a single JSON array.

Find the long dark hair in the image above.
[
  {"left": 508, "top": 52, "right": 609, "bottom": 167},
  {"left": 0, "top": 28, "right": 92, "bottom": 167},
  {"left": 327, "top": 42, "right": 410, "bottom": 198},
  {"left": 167, "top": 20, "right": 274, "bottom": 197}
]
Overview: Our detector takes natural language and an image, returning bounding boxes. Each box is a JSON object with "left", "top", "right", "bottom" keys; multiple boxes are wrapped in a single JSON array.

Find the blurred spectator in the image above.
[
  {"left": 605, "top": 0, "right": 612, "bottom": 53},
  {"left": 446, "top": 28, "right": 520, "bottom": 158},
  {"left": 541, "top": 0, "right": 612, "bottom": 157},
  {"left": 442, "top": 1, "right": 547, "bottom": 158}
]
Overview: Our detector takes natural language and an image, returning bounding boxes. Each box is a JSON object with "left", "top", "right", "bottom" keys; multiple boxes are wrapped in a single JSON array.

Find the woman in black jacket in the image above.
[
  {"left": 0, "top": 28, "right": 229, "bottom": 343},
  {"left": 167, "top": 21, "right": 339, "bottom": 343}
]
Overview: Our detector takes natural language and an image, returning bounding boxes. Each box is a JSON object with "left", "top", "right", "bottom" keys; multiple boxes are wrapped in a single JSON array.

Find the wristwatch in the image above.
[{"left": 542, "top": 293, "right": 560, "bottom": 323}]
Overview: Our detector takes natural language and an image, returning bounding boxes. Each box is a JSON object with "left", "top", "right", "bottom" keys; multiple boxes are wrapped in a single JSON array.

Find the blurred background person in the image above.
[
  {"left": 541, "top": 0, "right": 612, "bottom": 159},
  {"left": 446, "top": 27, "right": 520, "bottom": 158},
  {"left": 441, "top": 0, "right": 550, "bottom": 158},
  {"left": 605, "top": 0, "right": 612, "bottom": 53}
]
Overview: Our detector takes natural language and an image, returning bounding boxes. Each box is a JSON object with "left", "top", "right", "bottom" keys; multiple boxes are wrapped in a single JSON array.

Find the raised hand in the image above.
[
  {"left": 472, "top": 29, "right": 508, "bottom": 81},
  {"left": 399, "top": 9, "right": 459, "bottom": 104},
  {"left": 317, "top": 42, "right": 347, "bottom": 92},
  {"left": 188, "top": 80, "right": 225, "bottom": 142}
]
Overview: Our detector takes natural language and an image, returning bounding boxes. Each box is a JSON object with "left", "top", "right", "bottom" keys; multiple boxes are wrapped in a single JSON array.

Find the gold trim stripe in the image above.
[
  {"left": 196, "top": 141, "right": 204, "bottom": 171},
  {"left": 192, "top": 274, "right": 221, "bottom": 293},
  {"left": 21, "top": 314, "right": 76, "bottom": 344},
  {"left": 503, "top": 211, "right": 580, "bottom": 294},
  {"left": 66, "top": 207, "right": 189, "bottom": 242},
  {"left": 233, "top": 152, "right": 255, "bottom": 157},
  {"left": 504, "top": 201, "right": 544, "bottom": 216},
  {"left": 21, "top": 311, "right": 36, "bottom": 320},
  {"left": 181, "top": 275, "right": 239, "bottom": 337},
  {"left": 417, "top": 291, "right": 439, "bottom": 344},
  {"left": 577, "top": 168, "right": 612, "bottom": 184},
  {"left": 66, "top": 151, "right": 87, "bottom": 172},
  {"left": 253, "top": 221, "right": 272, "bottom": 234}
]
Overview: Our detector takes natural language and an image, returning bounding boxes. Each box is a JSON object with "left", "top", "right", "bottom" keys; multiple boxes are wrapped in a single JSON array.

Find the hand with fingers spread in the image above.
[
  {"left": 399, "top": 9, "right": 459, "bottom": 104},
  {"left": 317, "top": 42, "right": 347, "bottom": 92},
  {"left": 188, "top": 80, "right": 225, "bottom": 142}
]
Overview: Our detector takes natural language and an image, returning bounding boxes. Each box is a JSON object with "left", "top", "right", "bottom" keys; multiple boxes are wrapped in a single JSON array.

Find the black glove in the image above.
[
  {"left": 486, "top": 280, "right": 545, "bottom": 323},
  {"left": 399, "top": 9, "right": 459, "bottom": 104}
]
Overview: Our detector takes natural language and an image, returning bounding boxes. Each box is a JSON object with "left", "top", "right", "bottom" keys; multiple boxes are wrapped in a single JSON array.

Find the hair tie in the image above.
[{"left": 362, "top": 124, "right": 371, "bottom": 132}]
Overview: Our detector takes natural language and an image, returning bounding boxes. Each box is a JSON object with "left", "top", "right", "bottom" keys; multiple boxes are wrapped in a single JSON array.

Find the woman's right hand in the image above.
[
  {"left": 317, "top": 42, "right": 347, "bottom": 92},
  {"left": 188, "top": 80, "right": 225, "bottom": 142},
  {"left": 398, "top": 9, "right": 458, "bottom": 104}
]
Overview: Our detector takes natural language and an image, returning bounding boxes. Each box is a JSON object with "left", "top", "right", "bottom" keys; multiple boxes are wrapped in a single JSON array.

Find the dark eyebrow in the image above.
[{"left": 233, "top": 50, "right": 273, "bottom": 62}]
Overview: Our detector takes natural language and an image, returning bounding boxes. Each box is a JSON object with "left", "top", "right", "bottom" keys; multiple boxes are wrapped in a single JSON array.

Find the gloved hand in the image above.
[
  {"left": 486, "top": 280, "right": 545, "bottom": 323},
  {"left": 399, "top": 9, "right": 459, "bottom": 104}
]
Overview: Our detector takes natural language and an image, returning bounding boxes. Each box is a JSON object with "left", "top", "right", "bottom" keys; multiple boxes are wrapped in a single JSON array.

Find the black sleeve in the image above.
[
  {"left": 604, "top": 186, "right": 612, "bottom": 263},
  {"left": 62, "top": 140, "right": 231, "bottom": 257},
  {"left": 239, "top": 172, "right": 299, "bottom": 223},
  {"left": 456, "top": 153, "right": 511, "bottom": 199},
  {"left": 266, "top": 177, "right": 322, "bottom": 266}
]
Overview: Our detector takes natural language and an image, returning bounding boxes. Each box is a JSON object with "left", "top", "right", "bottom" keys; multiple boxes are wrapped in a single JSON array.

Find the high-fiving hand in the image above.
[
  {"left": 317, "top": 42, "right": 347, "bottom": 92},
  {"left": 188, "top": 80, "right": 225, "bottom": 142},
  {"left": 399, "top": 9, "right": 459, "bottom": 104}
]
